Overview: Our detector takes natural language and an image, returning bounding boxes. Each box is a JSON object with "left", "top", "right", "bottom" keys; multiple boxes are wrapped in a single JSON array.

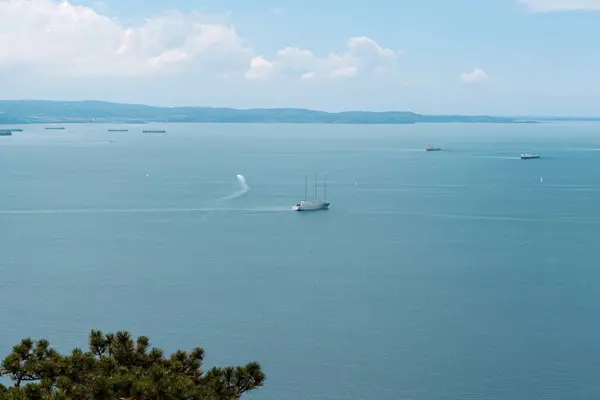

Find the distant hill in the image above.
[{"left": 0, "top": 100, "right": 596, "bottom": 124}]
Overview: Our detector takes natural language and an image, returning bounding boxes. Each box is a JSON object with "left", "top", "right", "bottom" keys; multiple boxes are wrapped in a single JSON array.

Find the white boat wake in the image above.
[
  {"left": 217, "top": 174, "right": 250, "bottom": 201},
  {"left": 0, "top": 206, "right": 289, "bottom": 215},
  {"left": 237, "top": 174, "right": 249, "bottom": 190},
  {"left": 0, "top": 174, "right": 271, "bottom": 215}
]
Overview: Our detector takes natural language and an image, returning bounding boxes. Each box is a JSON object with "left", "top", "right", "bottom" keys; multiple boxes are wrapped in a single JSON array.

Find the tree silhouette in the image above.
[{"left": 0, "top": 330, "right": 265, "bottom": 400}]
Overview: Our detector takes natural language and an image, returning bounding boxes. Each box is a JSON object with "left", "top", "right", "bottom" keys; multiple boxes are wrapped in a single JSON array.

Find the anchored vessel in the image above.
[
  {"left": 0, "top": 129, "right": 12, "bottom": 136},
  {"left": 142, "top": 129, "right": 166, "bottom": 133},
  {"left": 292, "top": 171, "right": 330, "bottom": 211},
  {"left": 521, "top": 153, "right": 540, "bottom": 159}
]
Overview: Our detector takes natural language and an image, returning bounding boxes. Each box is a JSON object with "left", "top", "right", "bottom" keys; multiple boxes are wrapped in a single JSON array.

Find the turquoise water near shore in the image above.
[{"left": 1, "top": 123, "right": 600, "bottom": 399}]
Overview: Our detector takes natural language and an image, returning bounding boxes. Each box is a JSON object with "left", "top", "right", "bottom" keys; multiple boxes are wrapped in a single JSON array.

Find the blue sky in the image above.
[{"left": 0, "top": 0, "right": 599, "bottom": 115}]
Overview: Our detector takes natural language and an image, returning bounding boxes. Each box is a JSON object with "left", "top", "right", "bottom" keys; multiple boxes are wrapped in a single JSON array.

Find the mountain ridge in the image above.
[{"left": 0, "top": 100, "right": 597, "bottom": 124}]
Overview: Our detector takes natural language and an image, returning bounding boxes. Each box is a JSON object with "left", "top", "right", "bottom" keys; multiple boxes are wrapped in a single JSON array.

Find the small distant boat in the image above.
[
  {"left": 108, "top": 129, "right": 129, "bottom": 132},
  {"left": 8, "top": 128, "right": 23, "bottom": 132},
  {"left": 521, "top": 153, "right": 540, "bottom": 159},
  {"left": 142, "top": 129, "right": 166, "bottom": 133},
  {"left": 293, "top": 171, "right": 330, "bottom": 211},
  {"left": 426, "top": 145, "right": 442, "bottom": 151},
  {"left": 0, "top": 129, "right": 12, "bottom": 136},
  {"left": 45, "top": 127, "right": 65, "bottom": 130}
]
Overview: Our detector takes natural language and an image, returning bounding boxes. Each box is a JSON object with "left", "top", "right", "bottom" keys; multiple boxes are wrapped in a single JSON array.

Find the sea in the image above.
[{"left": 1, "top": 122, "right": 599, "bottom": 400}]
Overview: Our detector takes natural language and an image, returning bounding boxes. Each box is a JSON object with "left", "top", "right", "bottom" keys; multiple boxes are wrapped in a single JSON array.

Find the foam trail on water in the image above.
[
  {"left": 0, "top": 206, "right": 289, "bottom": 215},
  {"left": 218, "top": 174, "right": 250, "bottom": 201}
]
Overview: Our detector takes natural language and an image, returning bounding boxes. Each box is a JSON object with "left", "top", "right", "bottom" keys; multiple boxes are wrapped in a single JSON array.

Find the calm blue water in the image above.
[{"left": 1, "top": 123, "right": 600, "bottom": 399}]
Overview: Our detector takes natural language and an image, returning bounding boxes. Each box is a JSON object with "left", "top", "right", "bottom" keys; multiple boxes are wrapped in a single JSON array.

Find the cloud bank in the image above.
[
  {"left": 0, "top": 0, "right": 402, "bottom": 83},
  {"left": 517, "top": 0, "right": 600, "bottom": 12},
  {"left": 244, "top": 37, "right": 402, "bottom": 81}
]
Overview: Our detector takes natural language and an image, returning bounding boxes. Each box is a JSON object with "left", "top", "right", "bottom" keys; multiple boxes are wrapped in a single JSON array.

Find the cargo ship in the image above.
[{"left": 521, "top": 153, "right": 540, "bottom": 159}]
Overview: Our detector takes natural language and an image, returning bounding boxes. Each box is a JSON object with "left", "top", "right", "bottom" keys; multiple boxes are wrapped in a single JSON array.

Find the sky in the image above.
[{"left": 0, "top": 0, "right": 599, "bottom": 115}]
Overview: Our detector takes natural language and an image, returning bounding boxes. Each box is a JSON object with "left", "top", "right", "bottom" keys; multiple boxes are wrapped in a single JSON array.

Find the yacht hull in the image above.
[{"left": 292, "top": 201, "right": 330, "bottom": 211}]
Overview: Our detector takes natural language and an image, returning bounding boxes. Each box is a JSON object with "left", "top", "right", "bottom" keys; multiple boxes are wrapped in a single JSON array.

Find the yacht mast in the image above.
[
  {"left": 314, "top": 170, "right": 318, "bottom": 201},
  {"left": 304, "top": 174, "right": 308, "bottom": 201}
]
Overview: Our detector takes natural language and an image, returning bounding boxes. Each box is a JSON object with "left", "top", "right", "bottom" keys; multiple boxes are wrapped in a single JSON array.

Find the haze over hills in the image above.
[{"left": 0, "top": 100, "right": 598, "bottom": 125}]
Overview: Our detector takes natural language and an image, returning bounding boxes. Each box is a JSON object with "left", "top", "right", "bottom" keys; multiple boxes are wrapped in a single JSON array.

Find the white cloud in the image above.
[
  {"left": 244, "top": 36, "right": 402, "bottom": 81},
  {"left": 346, "top": 37, "right": 398, "bottom": 60},
  {"left": 244, "top": 56, "right": 275, "bottom": 80},
  {"left": 460, "top": 68, "right": 489, "bottom": 84},
  {"left": 330, "top": 66, "right": 358, "bottom": 78},
  {"left": 517, "top": 0, "right": 600, "bottom": 12},
  {"left": 0, "top": 0, "right": 409, "bottom": 109},
  {"left": 0, "top": 0, "right": 252, "bottom": 76}
]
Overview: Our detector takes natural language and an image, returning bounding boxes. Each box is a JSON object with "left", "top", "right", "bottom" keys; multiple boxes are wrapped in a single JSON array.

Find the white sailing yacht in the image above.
[{"left": 292, "top": 171, "right": 330, "bottom": 211}]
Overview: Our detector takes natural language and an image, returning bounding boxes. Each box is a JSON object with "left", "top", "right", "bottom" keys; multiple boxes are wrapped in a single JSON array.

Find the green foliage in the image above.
[{"left": 0, "top": 330, "right": 265, "bottom": 400}]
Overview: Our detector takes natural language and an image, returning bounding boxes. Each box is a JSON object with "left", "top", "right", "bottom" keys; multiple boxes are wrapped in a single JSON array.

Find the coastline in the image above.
[{"left": 0, "top": 100, "right": 597, "bottom": 125}]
